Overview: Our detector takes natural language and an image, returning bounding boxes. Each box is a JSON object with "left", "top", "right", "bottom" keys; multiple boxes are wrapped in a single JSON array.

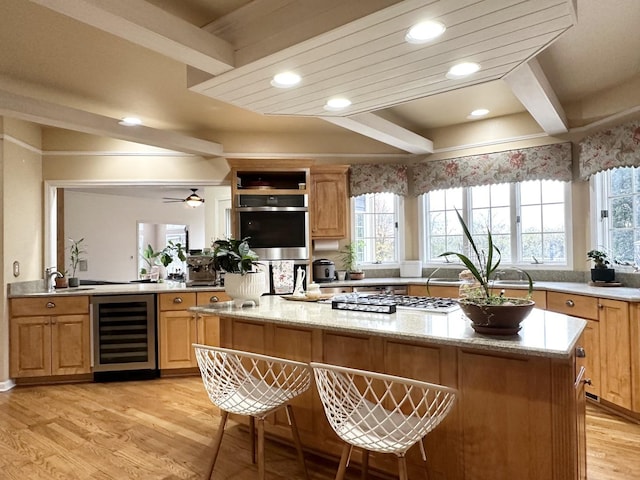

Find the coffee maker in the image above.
[{"left": 186, "top": 254, "right": 218, "bottom": 286}]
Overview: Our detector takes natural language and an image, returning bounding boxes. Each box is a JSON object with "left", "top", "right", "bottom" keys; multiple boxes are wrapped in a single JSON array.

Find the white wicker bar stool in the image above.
[
  {"left": 311, "top": 362, "right": 457, "bottom": 480},
  {"left": 194, "top": 344, "right": 311, "bottom": 480}
]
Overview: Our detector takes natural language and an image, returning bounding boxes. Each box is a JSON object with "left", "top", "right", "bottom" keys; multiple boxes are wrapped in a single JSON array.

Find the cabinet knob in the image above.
[
  {"left": 46, "top": 302, "right": 56, "bottom": 308},
  {"left": 51, "top": 319, "right": 56, "bottom": 325},
  {"left": 576, "top": 346, "right": 586, "bottom": 358},
  {"left": 209, "top": 296, "right": 219, "bottom": 303},
  {"left": 598, "top": 303, "right": 603, "bottom": 309},
  {"left": 583, "top": 378, "right": 593, "bottom": 386},
  {"left": 565, "top": 299, "right": 575, "bottom": 307},
  {"left": 173, "top": 297, "right": 183, "bottom": 304}
]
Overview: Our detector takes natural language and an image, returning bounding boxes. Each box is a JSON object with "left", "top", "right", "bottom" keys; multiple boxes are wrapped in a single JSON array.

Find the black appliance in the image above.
[
  {"left": 313, "top": 258, "right": 335, "bottom": 283},
  {"left": 236, "top": 194, "right": 309, "bottom": 260},
  {"left": 91, "top": 294, "right": 158, "bottom": 381}
]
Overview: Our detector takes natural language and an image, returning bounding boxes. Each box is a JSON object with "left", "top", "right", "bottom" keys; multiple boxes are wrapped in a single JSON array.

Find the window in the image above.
[
  {"left": 423, "top": 180, "right": 569, "bottom": 266},
  {"left": 352, "top": 193, "right": 402, "bottom": 264},
  {"left": 594, "top": 167, "right": 640, "bottom": 265}
]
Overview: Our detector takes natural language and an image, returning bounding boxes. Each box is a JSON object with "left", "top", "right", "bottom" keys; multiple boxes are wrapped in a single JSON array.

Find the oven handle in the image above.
[{"left": 236, "top": 206, "right": 308, "bottom": 212}]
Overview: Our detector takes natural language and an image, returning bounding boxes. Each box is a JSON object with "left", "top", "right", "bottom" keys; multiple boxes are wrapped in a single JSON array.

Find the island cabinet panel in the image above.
[
  {"left": 217, "top": 311, "right": 584, "bottom": 480},
  {"left": 310, "top": 165, "right": 349, "bottom": 239},
  {"left": 9, "top": 296, "right": 90, "bottom": 379},
  {"left": 158, "top": 291, "right": 230, "bottom": 371},
  {"left": 459, "top": 351, "right": 558, "bottom": 480},
  {"left": 598, "top": 298, "right": 632, "bottom": 409}
]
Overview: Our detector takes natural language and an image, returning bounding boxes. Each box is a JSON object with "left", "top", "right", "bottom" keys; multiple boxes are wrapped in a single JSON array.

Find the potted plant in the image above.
[
  {"left": 55, "top": 270, "right": 69, "bottom": 289},
  {"left": 340, "top": 241, "right": 365, "bottom": 280},
  {"left": 212, "top": 237, "right": 266, "bottom": 307},
  {"left": 139, "top": 241, "right": 187, "bottom": 280},
  {"left": 68, "top": 238, "right": 86, "bottom": 287},
  {"left": 587, "top": 249, "right": 615, "bottom": 282},
  {"left": 428, "top": 210, "right": 534, "bottom": 335}
]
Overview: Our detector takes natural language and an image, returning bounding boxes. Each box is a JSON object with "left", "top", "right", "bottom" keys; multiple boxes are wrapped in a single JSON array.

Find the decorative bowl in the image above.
[{"left": 459, "top": 298, "right": 535, "bottom": 335}]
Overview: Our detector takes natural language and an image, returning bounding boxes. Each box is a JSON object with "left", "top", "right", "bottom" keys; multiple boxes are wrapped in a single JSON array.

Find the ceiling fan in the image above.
[{"left": 163, "top": 188, "right": 205, "bottom": 207}]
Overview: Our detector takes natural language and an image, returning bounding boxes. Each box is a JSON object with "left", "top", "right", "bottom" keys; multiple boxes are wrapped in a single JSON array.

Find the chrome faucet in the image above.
[{"left": 45, "top": 267, "right": 63, "bottom": 292}]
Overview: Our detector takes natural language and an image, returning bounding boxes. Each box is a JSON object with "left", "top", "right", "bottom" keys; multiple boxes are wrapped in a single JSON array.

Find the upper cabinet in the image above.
[{"left": 310, "top": 165, "right": 349, "bottom": 239}]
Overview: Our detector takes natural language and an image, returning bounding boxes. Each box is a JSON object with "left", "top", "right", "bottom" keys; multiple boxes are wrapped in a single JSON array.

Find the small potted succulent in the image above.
[{"left": 587, "top": 249, "right": 615, "bottom": 283}]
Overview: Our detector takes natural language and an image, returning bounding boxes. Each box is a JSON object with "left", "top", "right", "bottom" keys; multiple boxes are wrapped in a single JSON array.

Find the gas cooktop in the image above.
[{"left": 326, "top": 293, "right": 460, "bottom": 313}]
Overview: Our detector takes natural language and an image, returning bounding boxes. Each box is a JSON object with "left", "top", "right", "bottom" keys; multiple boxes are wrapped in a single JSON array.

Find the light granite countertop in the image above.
[
  {"left": 7, "top": 280, "right": 225, "bottom": 298},
  {"left": 191, "top": 295, "right": 586, "bottom": 359}
]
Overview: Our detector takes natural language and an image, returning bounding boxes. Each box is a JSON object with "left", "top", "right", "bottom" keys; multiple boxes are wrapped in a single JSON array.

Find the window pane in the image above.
[
  {"left": 521, "top": 205, "right": 541, "bottom": 232},
  {"left": 543, "top": 233, "right": 566, "bottom": 262},
  {"left": 429, "top": 190, "right": 445, "bottom": 210},
  {"left": 611, "top": 197, "right": 633, "bottom": 228},
  {"left": 471, "top": 185, "right": 490, "bottom": 208},
  {"left": 522, "top": 233, "right": 543, "bottom": 260},
  {"left": 491, "top": 207, "right": 510, "bottom": 234},
  {"left": 541, "top": 180, "right": 564, "bottom": 203},
  {"left": 490, "top": 183, "right": 510, "bottom": 207},
  {"left": 611, "top": 168, "right": 633, "bottom": 194},
  {"left": 354, "top": 193, "right": 399, "bottom": 264},
  {"left": 542, "top": 204, "right": 564, "bottom": 232},
  {"left": 520, "top": 180, "right": 541, "bottom": 205}
]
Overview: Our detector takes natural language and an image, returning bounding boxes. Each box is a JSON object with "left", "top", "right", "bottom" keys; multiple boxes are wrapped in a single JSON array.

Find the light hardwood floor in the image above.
[{"left": 0, "top": 377, "right": 638, "bottom": 479}]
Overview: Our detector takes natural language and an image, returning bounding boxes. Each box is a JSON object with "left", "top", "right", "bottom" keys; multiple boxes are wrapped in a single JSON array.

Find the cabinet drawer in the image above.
[
  {"left": 10, "top": 296, "right": 89, "bottom": 316},
  {"left": 159, "top": 292, "right": 196, "bottom": 311},
  {"left": 546, "top": 292, "right": 598, "bottom": 320},
  {"left": 197, "top": 291, "right": 231, "bottom": 305}
]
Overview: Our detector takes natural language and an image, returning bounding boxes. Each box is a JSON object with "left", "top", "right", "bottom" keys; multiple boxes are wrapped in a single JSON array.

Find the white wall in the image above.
[{"left": 64, "top": 191, "right": 207, "bottom": 282}]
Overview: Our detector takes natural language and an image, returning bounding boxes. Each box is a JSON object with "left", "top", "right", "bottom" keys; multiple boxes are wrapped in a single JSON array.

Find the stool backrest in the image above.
[
  {"left": 311, "top": 362, "right": 457, "bottom": 454},
  {"left": 194, "top": 344, "right": 311, "bottom": 414}
]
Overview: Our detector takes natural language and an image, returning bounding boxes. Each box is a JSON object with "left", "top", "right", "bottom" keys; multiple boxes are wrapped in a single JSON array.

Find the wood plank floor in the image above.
[{"left": 0, "top": 376, "right": 638, "bottom": 479}]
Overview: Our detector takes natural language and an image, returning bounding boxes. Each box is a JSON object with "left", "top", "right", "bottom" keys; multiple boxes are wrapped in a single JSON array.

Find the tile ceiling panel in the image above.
[{"left": 192, "top": 0, "right": 575, "bottom": 117}]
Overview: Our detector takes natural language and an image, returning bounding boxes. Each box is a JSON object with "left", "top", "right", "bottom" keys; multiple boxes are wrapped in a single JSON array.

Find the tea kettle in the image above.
[{"left": 313, "top": 259, "right": 335, "bottom": 283}]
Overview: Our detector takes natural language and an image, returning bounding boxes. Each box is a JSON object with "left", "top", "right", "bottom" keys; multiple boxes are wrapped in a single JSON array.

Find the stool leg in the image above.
[
  {"left": 335, "top": 443, "right": 351, "bottom": 480},
  {"left": 286, "top": 404, "right": 309, "bottom": 480},
  {"left": 360, "top": 450, "right": 369, "bottom": 480},
  {"left": 257, "top": 417, "right": 266, "bottom": 480},
  {"left": 397, "top": 454, "right": 409, "bottom": 480},
  {"left": 250, "top": 416, "right": 256, "bottom": 464},
  {"left": 207, "top": 410, "right": 229, "bottom": 479}
]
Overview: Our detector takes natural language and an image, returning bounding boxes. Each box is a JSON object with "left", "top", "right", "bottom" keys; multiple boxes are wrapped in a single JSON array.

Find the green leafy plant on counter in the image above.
[
  {"left": 340, "top": 241, "right": 364, "bottom": 273},
  {"left": 587, "top": 249, "right": 610, "bottom": 269},
  {"left": 139, "top": 241, "right": 186, "bottom": 276},
  {"left": 68, "top": 237, "right": 86, "bottom": 278},
  {"left": 211, "top": 237, "right": 259, "bottom": 275},
  {"left": 428, "top": 209, "right": 532, "bottom": 305}
]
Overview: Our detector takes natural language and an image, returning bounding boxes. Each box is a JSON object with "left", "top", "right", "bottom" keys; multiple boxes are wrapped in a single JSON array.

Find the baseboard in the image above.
[{"left": 0, "top": 379, "right": 16, "bottom": 392}]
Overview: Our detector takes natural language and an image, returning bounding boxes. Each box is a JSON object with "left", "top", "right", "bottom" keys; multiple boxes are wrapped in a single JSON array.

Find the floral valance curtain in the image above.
[
  {"left": 349, "top": 164, "right": 408, "bottom": 197},
  {"left": 411, "top": 142, "right": 572, "bottom": 195},
  {"left": 578, "top": 120, "right": 640, "bottom": 180}
]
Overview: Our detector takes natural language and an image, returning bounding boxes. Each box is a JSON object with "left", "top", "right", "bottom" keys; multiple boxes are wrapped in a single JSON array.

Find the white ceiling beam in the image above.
[
  {"left": 503, "top": 57, "right": 568, "bottom": 135},
  {"left": 0, "top": 90, "right": 223, "bottom": 157},
  {"left": 321, "top": 113, "right": 433, "bottom": 154},
  {"left": 28, "top": 0, "right": 235, "bottom": 76}
]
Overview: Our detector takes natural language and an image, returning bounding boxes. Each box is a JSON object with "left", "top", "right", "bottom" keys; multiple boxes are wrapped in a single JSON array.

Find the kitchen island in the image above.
[{"left": 192, "top": 296, "right": 587, "bottom": 480}]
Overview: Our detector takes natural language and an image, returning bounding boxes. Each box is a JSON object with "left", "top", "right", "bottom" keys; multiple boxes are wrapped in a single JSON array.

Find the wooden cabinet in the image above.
[
  {"left": 310, "top": 165, "right": 349, "bottom": 239},
  {"left": 158, "top": 291, "right": 230, "bottom": 370},
  {"left": 408, "top": 284, "right": 460, "bottom": 298},
  {"left": 547, "top": 292, "right": 636, "bottom": 411},
  {"left": 9, "top": 296, "right": 90, "bottom": 378},
  {"left": 598, "top": 298, "right": 631, "bottom": 408},
  {"left": 220, "top": 314, "right": 584, "bottom": 480}
]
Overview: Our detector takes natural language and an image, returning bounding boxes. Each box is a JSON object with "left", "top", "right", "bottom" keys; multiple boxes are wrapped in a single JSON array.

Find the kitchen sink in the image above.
[
  {"left": 427, "top": 278, "right": 461, "bottom": 283},
  {"left": 55, "top": 287, "right": 95, "bottom": 292}
]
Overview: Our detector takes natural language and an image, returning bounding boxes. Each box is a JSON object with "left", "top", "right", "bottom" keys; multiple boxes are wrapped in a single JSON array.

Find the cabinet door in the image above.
[
  {"left": 579, "top": 319, "right": 601, "bottom": 398},
  {"left": 409, "top": 284, "right": 460, "bottom": 298},
  {"left": 51, "top": 314, "right": 91, "bottom": 375},
  {"left": 197, "top": 314, "right": 220, "bottom": 347},
  {"left": 311, "top": 170, "right": 348, "bottom": 239},
  {"left": 10, "top": 316, "right": 51, "bottom": 378},
  {"left": 598, "top": 298, "right": 632, "bottom": 408},
  {"left": 159, "top": 310, "right": 197, "bottom": 369}
]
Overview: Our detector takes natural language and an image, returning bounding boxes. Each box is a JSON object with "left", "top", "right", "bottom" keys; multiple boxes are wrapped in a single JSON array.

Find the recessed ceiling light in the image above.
[
  {"left": 446, "top": 62, "right": 480, "bottom": 80},
  {"left": 271, "top": 72, "right": 301, "bottom": 88},
  {"left": 324, "top": 97, "right": 352, "bottom": 111},
  {"left": 468, "top": 108, "right": 490, "bottom": 118},
  {"left": 119, "top": 116, "right": 142, "bottom": 126},
  {"left": 405, "top": 20, "right": 446, "bottom": 44}
]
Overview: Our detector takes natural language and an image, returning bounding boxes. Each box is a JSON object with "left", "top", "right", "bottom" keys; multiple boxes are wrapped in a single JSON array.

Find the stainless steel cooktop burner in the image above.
[{"left": 339, "top": 294, "right": 460, "bottom": 313}]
